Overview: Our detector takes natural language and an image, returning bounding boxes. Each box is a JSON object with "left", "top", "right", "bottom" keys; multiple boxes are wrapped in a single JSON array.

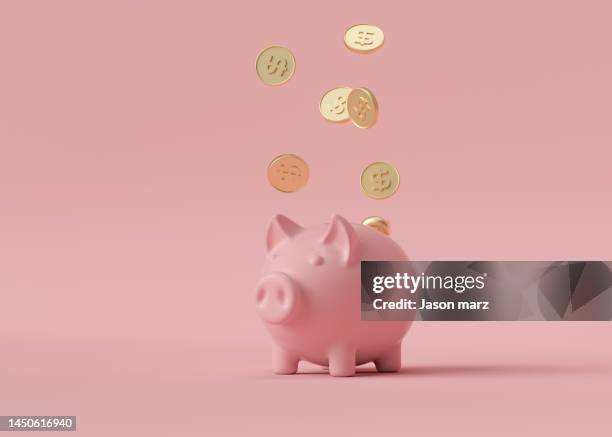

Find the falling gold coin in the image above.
[
  {"left": 360, "top": 162, "right": 399, "bottom": 199},
  {"left": 362, "top": 216, "right": 391, "bottom": 235},
  {"left": 320, "top": 87, "right": 352, "bottom": 123},
  {"left": 344, "top": 24, "right": 384, "bottom": 53},
  {"left": 348, "top": 87, "right": 378, "bottom": 128},
  {"left": 267, "top": 154, "right": 309, "bottom": 193},
  {"left": 256, "top": 46, "right": 296, "bottom": 86}
]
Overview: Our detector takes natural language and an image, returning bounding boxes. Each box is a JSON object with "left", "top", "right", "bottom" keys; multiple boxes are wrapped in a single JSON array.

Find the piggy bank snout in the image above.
[{"left": 255, "top": 273, "right": 300, "bottom": 324}]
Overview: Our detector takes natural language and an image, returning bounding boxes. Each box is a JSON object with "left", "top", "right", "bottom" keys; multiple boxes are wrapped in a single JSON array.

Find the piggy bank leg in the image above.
[
  {"left": 272, "top": 345, "right": 299, "bottom": 375},
  {"left": 328, "top": 344, "right": 356, "bottom": 377},
  {"left": 374, "top": 342, "right": 402, "bottom": 373}
]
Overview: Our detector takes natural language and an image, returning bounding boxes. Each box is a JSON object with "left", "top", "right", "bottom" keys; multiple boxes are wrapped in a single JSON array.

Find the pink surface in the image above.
[{"left": 1, "top": 1, "right": 611, "bottom": 435}]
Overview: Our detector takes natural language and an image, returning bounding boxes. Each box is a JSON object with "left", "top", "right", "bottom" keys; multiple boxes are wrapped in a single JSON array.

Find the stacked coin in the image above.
[
  {"left": 320, "top": 86, "right": 379, "bottom": 129},
  {"left": 319, "top": 87, "right": 352, "bottom": 123}
]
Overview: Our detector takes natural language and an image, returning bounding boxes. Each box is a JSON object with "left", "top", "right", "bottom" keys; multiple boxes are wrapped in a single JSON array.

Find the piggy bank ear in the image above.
[
  {"left": 266, "top": 215, "right": 303, "bottom": 253},
  {"left": 321, "top": 215, "right": 359, "bottom": 265}
]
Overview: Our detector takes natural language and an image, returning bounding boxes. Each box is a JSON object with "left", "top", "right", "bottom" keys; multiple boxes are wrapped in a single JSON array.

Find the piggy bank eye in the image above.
[{"left": 309, "top": 255, "right": 324, "bottom": 266}]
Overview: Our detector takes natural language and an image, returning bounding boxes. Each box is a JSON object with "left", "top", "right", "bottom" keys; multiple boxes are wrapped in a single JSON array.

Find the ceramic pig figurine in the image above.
[{"left": 255, "top": 214, "right": 412, "bottom": 376}]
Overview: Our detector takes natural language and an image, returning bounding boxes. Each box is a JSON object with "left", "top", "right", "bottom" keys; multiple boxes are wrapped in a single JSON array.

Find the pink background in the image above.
[{"left": 1, "top": 1, "right": 611, "bottom": 435}]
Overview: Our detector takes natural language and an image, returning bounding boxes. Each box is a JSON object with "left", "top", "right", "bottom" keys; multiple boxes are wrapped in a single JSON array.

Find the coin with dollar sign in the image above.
[
  {"left": 360, "top": 162, "right": 399, "bottom": 199},
  {"left": 256, "top": 46, "right": 296, "bottom": 86},
  {"left": 362, "top": 216, "right": 391, "bottom": 235},
  {"left": 348, "top": 87, "right": 378, "bottom": 128},
  {"left": 267, "top": 154, "right": 309, "bottom": 193},
  {"left": 320, "top": 87, "right": 352, "bottom": 122},
  {"left": 344, "top": 24, "right": 384, "bottom": 53}
]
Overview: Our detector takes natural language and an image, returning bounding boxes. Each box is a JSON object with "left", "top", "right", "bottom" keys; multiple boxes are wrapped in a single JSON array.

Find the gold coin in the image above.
[
  {"left": 360, "top": 162, "right": 399, "bottom": 199},
  {"left": 348, "top": 87, "right": 378, "bottom": 128},
  {"left": 344, "top": 24, "right": 384, "bottom": 53},
  {"left": 319, "top": 87, "right": 352, "bottom": 123},
  {"left": 362, "top": 216, "right": 391, "bottom": 235},
  {"left": 267, "top": 154, "right": 309, "bottom": 192},
  {"left": 256, "top": 46, "right": 296, "bottom": 86}
]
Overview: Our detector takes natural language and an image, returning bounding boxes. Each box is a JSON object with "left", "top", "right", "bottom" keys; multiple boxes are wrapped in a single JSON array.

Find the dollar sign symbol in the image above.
[
  {"left": 355, "top": 31, "right": 375, "bottom": 46},
  {"left": 277, "top": 164, "right": 301, "bottom": 181},
  {"left": 353, "top": 96, "right": 371, "bottom": 120},
  {"left": 330, "top": 96, "right": 347, "bottom": 115},
  {"left": 266, "top": 55, "right": 288, "bottom": 77},
  {"left": 371, "top": 169, "right": 391, "bottom": 192}
]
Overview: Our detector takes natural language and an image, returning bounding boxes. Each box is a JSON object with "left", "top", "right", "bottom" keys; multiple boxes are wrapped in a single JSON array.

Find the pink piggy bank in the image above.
[{"left": 255, "top": 214, "right": 412, "bottom": 377}]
